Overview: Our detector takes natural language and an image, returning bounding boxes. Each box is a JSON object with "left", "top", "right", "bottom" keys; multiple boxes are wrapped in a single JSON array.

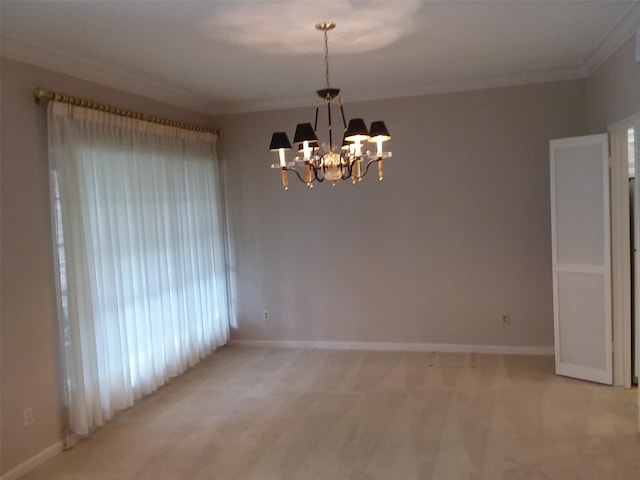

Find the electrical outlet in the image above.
[
  {"left": 501, "top": 313, "right": 510, "bottom": 326},
  {"left": 263, "top": 310, "right": 270, "bottom": 321},
  {"left": 23, "top": 407, "right": 34, "bottom": 427}
]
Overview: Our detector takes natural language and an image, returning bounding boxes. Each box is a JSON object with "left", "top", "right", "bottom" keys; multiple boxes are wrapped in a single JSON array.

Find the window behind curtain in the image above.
[{"left": 48, "top": 102, "right": 230, "bottom": 435}]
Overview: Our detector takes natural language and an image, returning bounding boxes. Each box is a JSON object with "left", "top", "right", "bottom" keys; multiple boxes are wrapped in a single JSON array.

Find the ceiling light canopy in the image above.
[{"left": 269, "top": 22, "right": 394, "bottom": 190}]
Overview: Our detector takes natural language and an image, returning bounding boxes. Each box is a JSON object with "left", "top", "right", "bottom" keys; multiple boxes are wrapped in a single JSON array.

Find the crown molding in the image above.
[
  {"left": 0, "top": 36, "right": 216, "bottom": 115},
  {"left": 581, "top": 1, "right": 640, "bottom": 76},
  {"left": 214, "top": 66, "right": 584, "bottom": 115},
  {"left": 3, "top": 0, "right": 638, "bottom": 118},
  {"left": 0, "top": 38, "right": 584, "bottom": 116},
  {"left": 213, "top": 94, "right": 320, "bottom": 115}
]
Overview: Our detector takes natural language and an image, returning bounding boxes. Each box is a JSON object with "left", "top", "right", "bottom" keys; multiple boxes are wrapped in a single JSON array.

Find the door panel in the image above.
[{"left": 550, "top": 133, "right": 612, "bottom": 385}]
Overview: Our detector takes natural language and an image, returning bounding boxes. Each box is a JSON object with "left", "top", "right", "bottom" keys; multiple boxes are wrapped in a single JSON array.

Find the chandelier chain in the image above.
[{"left": 323, "top": 28, "right": 331, "bottom": 89}]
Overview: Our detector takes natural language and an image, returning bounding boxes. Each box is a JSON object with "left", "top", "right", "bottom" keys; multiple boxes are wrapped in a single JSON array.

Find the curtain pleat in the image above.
[{"left": 47, "top": 102, "right": 230, "bottom": 435}]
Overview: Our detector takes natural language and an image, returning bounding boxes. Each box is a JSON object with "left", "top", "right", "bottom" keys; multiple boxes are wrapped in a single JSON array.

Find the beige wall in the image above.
[
  {"left": 1, "top": 56, "right": 589, "bottom": 474},
  {"left": 217, "top": 80, "right": 588, "bottom": 347},
  {"left": 0, "top": 58, "right": 217, "bottom": 475},
  {"left": 587, "top": 34, "right": 640, "bottom": 132}
]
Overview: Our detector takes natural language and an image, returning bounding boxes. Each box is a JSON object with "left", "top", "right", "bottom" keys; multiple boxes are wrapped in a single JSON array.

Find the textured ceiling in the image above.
[{"left": 1, "top": 0, "right": 639, "bottom": 114}]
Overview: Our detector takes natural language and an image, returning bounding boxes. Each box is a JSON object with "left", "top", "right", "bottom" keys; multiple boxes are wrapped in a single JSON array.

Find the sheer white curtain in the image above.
[{"left": 47, "top": 101, "right": 230, "bottom": 435}]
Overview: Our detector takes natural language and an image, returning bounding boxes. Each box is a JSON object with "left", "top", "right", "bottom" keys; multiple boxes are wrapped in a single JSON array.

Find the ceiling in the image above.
[{"left": 1, "top": 1, "right": 639, "bottom": 115}]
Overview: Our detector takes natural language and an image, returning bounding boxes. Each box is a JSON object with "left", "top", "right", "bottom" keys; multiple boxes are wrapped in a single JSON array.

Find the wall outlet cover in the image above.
[{"left": 23, "top": 407, "right": 34, "bottom": 426}]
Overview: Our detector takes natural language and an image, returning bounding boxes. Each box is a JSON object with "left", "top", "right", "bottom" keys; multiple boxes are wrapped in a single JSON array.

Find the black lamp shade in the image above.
[
  {"left": 368, "top": 121, "right": 391, "bottom": 142},
  {"left": 269, "top": 132, "right": 292, "bottom": 151},
  {"left": 344, "top": 118, "right": 370, "bottom": 141},
  {"left": 293, "top": 123, "right": 318, "bottom": 144}
]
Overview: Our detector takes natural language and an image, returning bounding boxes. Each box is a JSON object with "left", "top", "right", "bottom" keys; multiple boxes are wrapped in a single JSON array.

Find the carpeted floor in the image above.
[{"left": 21, "top": 346, "right": 640, "bottom": 479}]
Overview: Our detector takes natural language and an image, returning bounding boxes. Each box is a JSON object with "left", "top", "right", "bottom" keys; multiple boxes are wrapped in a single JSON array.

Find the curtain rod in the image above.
[{"left": 33, "top": 87, "right": 222, "bottom": 136}]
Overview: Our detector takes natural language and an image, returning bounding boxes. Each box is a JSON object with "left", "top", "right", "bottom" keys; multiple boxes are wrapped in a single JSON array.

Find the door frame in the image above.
[{"left": 608, "top": 111, "right": 640, "bottom": 389}]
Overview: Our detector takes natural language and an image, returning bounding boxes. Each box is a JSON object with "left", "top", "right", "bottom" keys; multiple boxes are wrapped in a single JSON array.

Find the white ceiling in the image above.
[{"left": 1, "top": 1, "right": 639, "bottom": 115}]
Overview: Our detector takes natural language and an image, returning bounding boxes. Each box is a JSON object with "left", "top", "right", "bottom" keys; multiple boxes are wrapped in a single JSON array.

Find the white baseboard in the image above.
[
  {"left": 228, "top": 339, "right": 554, "bottom": 355},
  {"left": 1, "top": 442, "right": 63, "bottom": 480}
]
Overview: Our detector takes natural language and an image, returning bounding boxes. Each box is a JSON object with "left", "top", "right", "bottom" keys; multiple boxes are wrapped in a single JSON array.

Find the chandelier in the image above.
[{"left": 269, "top": 22, "right": 393, "bottom": 190}]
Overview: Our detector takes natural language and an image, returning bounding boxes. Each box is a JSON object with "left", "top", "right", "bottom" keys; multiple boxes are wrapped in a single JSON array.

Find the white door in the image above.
[
  {"left": 550, "top": 133, "right": 612, "bottom": 385},
  {"left": 634, "top": 126, "right": 640, "bottom": 383}
]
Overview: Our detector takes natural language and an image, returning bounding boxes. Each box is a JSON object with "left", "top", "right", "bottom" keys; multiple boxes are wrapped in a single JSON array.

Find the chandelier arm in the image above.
[
  {"left": 310, "top": 163, "right": 321, "bottom": 182},
  {"left": 282, "top": 165, "right": 309, "bottom": 184},
  {"left": 315, "top": 166, "right": 326, "bottom": 182},
  {"left": 338, "top": 97, "right": 347, "bottom": 130},
  {"left": 341, "top": 159, "right": 353, "bottom": 180},
  {"left": 314, "top": 102, "right": 320, "bottom": 131},
  {"left": 356, "top": 157, "right": 382, "bottom": 180}
]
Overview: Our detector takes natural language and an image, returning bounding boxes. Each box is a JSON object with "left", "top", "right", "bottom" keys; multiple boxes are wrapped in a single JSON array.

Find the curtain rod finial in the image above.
[{"left": 34, "top": 87, "right": 48, "bottom": 104}]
